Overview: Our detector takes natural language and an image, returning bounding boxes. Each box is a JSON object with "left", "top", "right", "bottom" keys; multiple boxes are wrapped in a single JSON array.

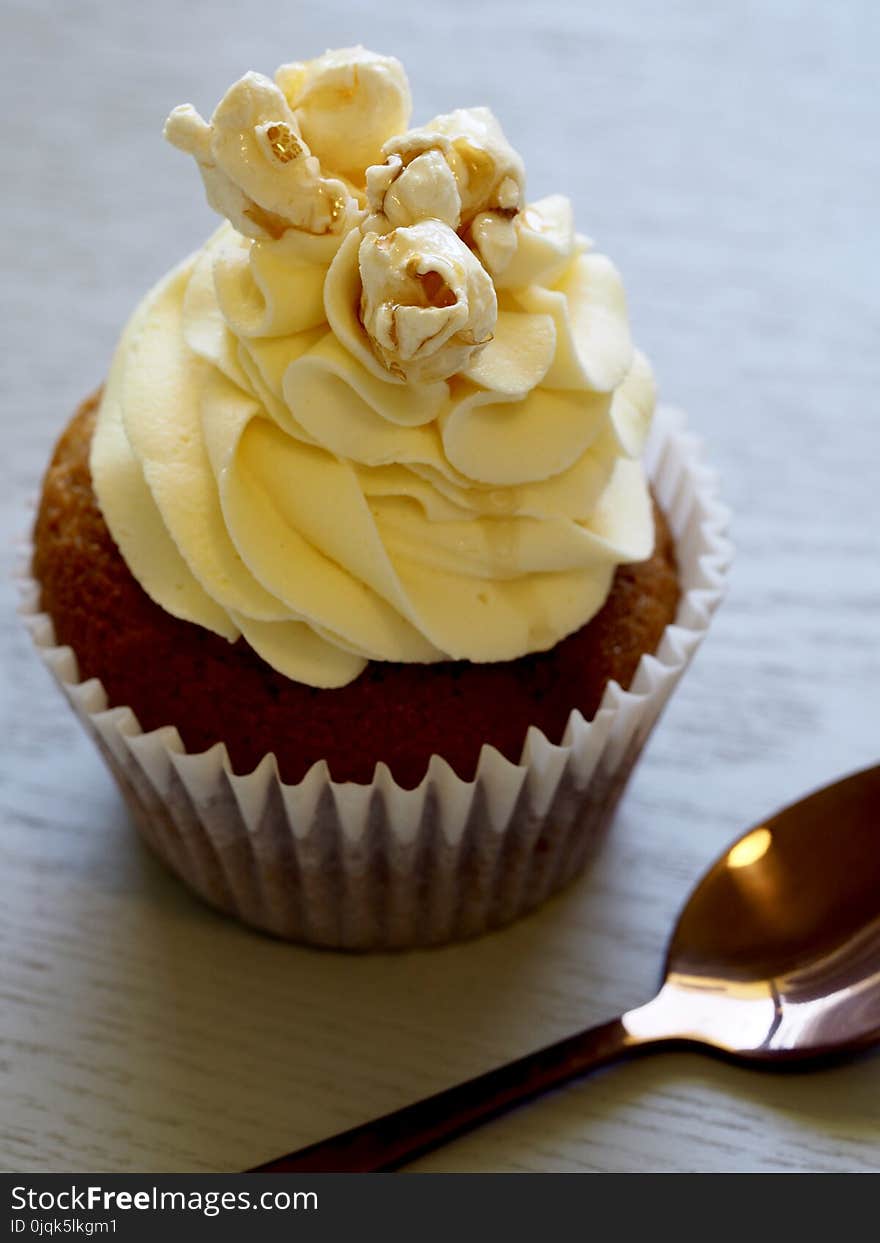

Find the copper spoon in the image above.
[{"left": 250, "top": 764, "right": 880, "bottom": 1173}]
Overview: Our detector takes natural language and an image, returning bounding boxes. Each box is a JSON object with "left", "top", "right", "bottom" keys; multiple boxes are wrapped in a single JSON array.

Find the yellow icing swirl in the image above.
[{"left": 91, "top": 48, "right": 656, "bottom": 688}]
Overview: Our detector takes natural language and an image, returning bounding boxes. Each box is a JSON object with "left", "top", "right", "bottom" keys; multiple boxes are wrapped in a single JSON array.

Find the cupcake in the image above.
[{"left": 24, "top": 47, "right": 730, "bottom": 949}]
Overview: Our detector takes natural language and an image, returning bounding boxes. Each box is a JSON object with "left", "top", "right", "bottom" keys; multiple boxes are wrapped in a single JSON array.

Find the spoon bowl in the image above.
[
  {"left": 251, "top": 765, "right": 880, "bottom": 1171},
  {"left": 627, "top": 765, "right": 880, "bottom": 1062}
]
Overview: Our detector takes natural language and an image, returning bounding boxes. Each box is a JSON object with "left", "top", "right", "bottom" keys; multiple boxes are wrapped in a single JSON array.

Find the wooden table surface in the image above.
[{"left": 2, "top": 1, "right": 878, "bottom": 1173}]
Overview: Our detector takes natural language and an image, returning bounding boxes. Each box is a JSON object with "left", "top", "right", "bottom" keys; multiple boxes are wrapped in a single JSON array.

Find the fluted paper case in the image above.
[{"left": 21, "top": 407, "right": 731, "bottom": 949}]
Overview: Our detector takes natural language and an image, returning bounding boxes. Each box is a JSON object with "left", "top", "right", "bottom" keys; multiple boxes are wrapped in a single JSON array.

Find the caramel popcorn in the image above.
[
  {"left": 358, "top": 220, "right": 497, "bottom": 383},
  {"left": 164, "top": 72, "right": 356, "bottom": 240},
  {"left": 365, "top": 107, "right": 526, "bottom": 276},
  {"left": 275, "top": 46, "right": 411, "bottom": 184}
]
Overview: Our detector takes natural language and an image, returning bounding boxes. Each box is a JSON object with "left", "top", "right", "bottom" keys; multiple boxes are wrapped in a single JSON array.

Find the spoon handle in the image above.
[{"left": 248, "top": 1016, "right": 652, "bottom": 1173}]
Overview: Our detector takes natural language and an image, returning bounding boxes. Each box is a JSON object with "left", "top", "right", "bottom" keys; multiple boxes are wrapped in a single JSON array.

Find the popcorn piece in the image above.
[
  {"left": 493, "top": 195, "right": 579, "bottom": 290},
  {"left": 276, "top": 46, "right": 411, "bottom": 184},
  {"left": 384, "top": 108, "right": 524, "bottom": 224},
  {"left": 164, "top": 72, "right": 356, "bottom": 240},
  {"left": 362, "top": 150, "right": 462, "bottom": 234},
  {"left": 366, "top": 107, "right": 526, "bottom": 276},
  {"left": 358, "top": 220, "right": 497, "bottom": 384}
]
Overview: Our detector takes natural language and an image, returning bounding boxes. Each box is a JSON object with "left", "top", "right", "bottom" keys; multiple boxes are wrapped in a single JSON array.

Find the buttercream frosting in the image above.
[{"left": 91, "top": 46, "right": 657, "bottom": 688}]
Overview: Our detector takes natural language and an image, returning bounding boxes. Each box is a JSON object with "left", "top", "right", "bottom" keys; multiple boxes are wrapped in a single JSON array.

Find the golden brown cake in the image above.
[{"left": 34, "top": 392, "right": 679, "bottom": 788}]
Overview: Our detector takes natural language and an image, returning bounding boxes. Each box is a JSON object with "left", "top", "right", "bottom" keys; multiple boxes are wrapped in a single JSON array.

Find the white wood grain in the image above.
[{"left": 1, "top": 0, "right": 878, "bottom": 1173}]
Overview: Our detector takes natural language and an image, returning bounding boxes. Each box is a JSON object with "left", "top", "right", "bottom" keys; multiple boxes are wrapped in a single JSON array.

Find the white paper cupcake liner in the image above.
[{"left": 19, "top": 405, "right": 731, "bottom": 950}]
